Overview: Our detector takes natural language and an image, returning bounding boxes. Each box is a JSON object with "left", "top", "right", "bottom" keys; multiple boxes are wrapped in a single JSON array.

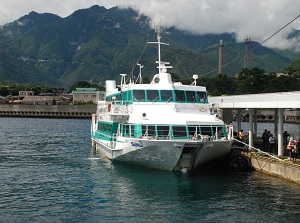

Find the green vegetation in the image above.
[
  {"left": 0, "top": 82, "right": 53, "bottom": 96},
  {"left": 0, "top": 6, "right": 299, "bottom": 89},
  {"left": 169, "top": 67, "right": 300, "bottom": 96},
  {"left": 2, "top": 67, "right": 300, "bottom": 97}
]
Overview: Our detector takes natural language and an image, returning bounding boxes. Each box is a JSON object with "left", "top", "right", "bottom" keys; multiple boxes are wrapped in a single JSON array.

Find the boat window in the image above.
[
  {"left": 124, "top": 91, "right": 132, "bottom": 103},
  {"left": 116, "top": 94, "right": 122, "bottom": 102},
  {"left": 133, "top": 90, "right": 146, "bottom": 101},
  {"left": 130, "top": 125, "right": 134, "bottom": 137},
  {"left": 142, "top": 125, "right": 156, "bottom": 137},
  {"left": 188, "top": 126, "right": 198, "bottom": 137},
  {"left": 160, "top": 90, "right": 173, "bottom": 102},
  {"left": 196, "top": 91, "right": 207, "bottom": 103},
  {"left": 106, "top": 96, "right": 112, "bottom": 102},
  {"left": 122, "top": 124, "right": 130, "bottom": 137},
  {"left": 147, "top": 90, "right": 159, "bottom": 101},
  {"left": 186, "top": 91, "right": 196, "bottom": 102},
  {"left": 200, "top": 126, "right": 212, "bottom": 136},
  {"left": 99, "top": 122, "right": 113, "bottom": 134},
  {"left": 157, "top": 126, "right": 170, "bottom": 138},
  {"left": 174, "top": 90, "right": 185, "bottom": 102},
  {"left": 173, "top": 126, "right": 188, "bottom": 138},
  {"left": 121, "top": 92, "right": 127, "bottom": 105}
]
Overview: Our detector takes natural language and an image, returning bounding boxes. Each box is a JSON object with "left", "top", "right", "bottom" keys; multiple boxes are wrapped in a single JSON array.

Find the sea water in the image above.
[{"left": 0, "top": 117, "right": 299, "bottom": 223}]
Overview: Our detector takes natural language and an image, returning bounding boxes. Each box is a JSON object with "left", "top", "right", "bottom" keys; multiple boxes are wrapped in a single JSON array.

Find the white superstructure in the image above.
[{"left": 91, "top": 31, "right": 233, "bottom": 171}]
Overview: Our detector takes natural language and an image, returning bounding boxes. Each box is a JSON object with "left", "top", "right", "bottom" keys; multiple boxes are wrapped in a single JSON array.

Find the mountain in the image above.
[{"left": 0, "top": 5, "right": 298, "bottom": 88}]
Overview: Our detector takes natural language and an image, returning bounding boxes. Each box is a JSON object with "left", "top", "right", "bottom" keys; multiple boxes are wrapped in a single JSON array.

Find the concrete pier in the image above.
[
  {"left": 248, "top": 152, "right": 300, "bottom": 184},
  {"left": 0, "top": 104, "right": 97, "bottom": 118},
  {"left": 230, "top": 147, "right": 300, "bottom": 184}
]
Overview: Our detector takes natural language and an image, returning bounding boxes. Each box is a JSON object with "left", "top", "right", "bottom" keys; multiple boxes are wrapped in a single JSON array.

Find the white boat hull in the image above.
[{"left": 92, "top": 137, "right": 232, "bottom": 171}]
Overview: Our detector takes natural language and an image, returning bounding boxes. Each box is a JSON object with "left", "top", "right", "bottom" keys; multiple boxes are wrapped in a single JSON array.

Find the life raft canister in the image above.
[{"left": 92, "top": 114, "right": 97, "bottom": 122}]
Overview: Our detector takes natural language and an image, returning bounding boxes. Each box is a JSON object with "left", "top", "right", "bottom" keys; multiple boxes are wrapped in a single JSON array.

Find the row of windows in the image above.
[
  {"left": 106, "top": 89, "right": 208, "bottom": 104},
  {"left": 121, "top": 124, "right": 226, "bottom": 139},
  {"left": 96, "top": 121, "right": 226, "bottom": 140}
]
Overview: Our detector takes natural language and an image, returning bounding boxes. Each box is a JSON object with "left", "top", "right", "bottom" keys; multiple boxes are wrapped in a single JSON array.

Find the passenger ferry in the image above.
[{"left": 91, "top": 30, "right": 233, "bottom": 171}]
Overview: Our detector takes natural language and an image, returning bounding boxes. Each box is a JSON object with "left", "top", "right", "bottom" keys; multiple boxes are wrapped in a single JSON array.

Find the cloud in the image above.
[
  {"left": 0, "top": 0, "right": 299, "bottom": 50},
  {"left": 125, "top": 0, "right": 300, "bottom": 51}
]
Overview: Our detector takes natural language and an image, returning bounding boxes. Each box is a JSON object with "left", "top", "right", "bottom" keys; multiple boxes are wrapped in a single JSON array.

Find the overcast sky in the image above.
[{"left": 0, "top": 0, "right": 300, "bottom": 50}]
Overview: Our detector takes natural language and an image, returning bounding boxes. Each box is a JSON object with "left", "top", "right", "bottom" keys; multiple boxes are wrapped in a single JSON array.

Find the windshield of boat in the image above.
[
  {"left": 160, "top": 90, "right": 173, "bottom": 101},
  {"left": 111, "top": 89, "right": 208, "bottom": 103},
  {"left": 147, "top": 90, "right": 159, "bottom": 101}
]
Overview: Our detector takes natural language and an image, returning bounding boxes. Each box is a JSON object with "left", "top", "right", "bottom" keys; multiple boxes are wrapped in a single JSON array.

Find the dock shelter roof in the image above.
[{"left": 208, "top": 91, "right": 300, "bottom": 109}]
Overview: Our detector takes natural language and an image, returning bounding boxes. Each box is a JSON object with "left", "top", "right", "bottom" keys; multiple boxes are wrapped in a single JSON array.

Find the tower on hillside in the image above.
[
  {"left": 243, "top": 36, "right": 251, "bottom": 69},
  {"left": 218, "top": 40, "right": 224, "bottom": 75}
]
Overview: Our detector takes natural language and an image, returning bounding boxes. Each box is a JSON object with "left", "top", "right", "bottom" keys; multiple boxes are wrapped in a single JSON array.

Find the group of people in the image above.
[
  {"left": 261, "top": 129, "right": 276, "bottom": 154},
  {"left": 286, "top": 135, "right": 299, "bottom": 164},
  {"left": 237, "top": 129, "right": 276, "bottom": 153},
  {"left": 236, "top": 128, "right": 299, "bottom": 163},
  {"left": 261, "top": 129, "right": 299, "bottom": 163}
]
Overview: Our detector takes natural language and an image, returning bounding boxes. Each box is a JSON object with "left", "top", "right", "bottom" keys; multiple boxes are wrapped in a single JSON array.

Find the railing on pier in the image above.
[{"left": 233, "top": 138, "right": 282, "bottom": 161}]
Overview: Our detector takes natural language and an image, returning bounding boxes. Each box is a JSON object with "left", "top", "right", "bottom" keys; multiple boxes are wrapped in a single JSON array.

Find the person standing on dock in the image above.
[
  {"left": 283, "top": 131, "right": 290, "bottom": 147},
  {"left": 238, "top": 129, "right": 245, "bottom": 148},
  {"left": 291, "top": 139, "right": 299, "bottom": 164},
  {"left": 286, "top": 137, "right": 295, "bottom": 161},
  {"left": 269, "top": 134, "right": 276, "bottom": 154},
  {"left": 261, "top": 129, "right": 269, "bottom": 151}
]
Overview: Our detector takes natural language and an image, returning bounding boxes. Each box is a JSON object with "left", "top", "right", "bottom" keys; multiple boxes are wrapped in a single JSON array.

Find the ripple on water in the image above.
[{"left": 0, "top": 118, "right": 300, "bottom": 223}]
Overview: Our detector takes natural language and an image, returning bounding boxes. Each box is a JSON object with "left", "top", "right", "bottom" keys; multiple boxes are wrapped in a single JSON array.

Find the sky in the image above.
[{"left": 0, "top": 0, "right": 300, "bottom": 51}]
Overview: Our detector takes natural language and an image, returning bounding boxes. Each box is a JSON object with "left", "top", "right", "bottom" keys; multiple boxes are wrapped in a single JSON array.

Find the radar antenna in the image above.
[{"left": 191, "top": 74, "right": 198, "bottom": 86}]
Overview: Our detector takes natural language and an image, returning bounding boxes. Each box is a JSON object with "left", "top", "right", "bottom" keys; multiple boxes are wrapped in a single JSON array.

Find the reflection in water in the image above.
[{"left": 89, "top": 152, "right": 300, "bottom": 223}]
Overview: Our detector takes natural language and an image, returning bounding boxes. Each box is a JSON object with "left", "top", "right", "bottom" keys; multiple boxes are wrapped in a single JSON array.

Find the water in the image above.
[{"left": 0, "top": 118, "right": 300, "bottom": 223}]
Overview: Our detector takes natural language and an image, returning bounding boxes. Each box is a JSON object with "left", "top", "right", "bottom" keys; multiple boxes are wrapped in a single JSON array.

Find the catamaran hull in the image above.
[{"left": 92, "top": 137, "right": 232, "bottom": 171}]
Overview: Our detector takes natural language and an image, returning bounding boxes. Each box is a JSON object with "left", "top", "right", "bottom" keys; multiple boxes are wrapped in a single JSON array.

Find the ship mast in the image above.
[
  {"left": 157, "top": 27, "right": 162, "bottom": 73},
  {"left": 148, "top": 26, "right": 171, "bottom": 75}
]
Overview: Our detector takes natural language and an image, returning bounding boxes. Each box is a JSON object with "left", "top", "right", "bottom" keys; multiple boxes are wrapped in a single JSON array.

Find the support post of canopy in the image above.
[
  {"left": 254, "top": 108, "right": 257, "bottom": 137},
  {"left": 278, "top": 108, "right": 284, "bottom": 156},
  {"left": 274, "top": 108, "right": 278, "bottom": 138},
  {"left": 248, "top": 108, "right": 254, "bottom": 148},
  {"left": 237, "top": 109, "right": 241, "bottom": 132}
]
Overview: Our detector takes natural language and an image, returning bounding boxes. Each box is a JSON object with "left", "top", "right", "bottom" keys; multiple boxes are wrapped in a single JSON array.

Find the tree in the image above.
[{"left": 69, "top": 81, "right": 104, "bottom": 92}]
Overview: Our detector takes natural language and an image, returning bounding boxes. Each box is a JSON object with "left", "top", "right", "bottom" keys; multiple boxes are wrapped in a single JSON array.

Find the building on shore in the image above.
[{"left": 72, "top": 88, "right": 105, "bottom": 104}]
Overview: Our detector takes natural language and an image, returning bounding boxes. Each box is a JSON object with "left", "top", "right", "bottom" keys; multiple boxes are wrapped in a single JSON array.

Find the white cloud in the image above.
[{"left": 0, "top": 0, "right": 299, "bottom": 50}]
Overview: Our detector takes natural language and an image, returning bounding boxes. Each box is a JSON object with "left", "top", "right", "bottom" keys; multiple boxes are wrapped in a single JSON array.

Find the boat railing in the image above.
[
  {"left": 117, "top": 123, "right": 232, "bottom": 141},
  {"left": 106, "top": 101, "right": 131, "bottom": 115}
]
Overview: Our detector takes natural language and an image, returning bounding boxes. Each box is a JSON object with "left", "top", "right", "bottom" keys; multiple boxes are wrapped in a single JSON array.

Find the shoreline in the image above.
[{"left": 0, "top": 104, "right": 96, "bottom": 119}]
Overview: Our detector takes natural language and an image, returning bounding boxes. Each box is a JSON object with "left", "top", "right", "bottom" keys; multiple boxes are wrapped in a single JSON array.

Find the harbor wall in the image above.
[
  {"left": 242, "top": 152, "right": 300, "bottom": 184},
  {"left": 0, "top": 104, "right": 97, "bottom": 118}
]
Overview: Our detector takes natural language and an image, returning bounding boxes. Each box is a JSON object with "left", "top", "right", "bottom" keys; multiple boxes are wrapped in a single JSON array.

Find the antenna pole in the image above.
[
  {"left": 156, "top": 26, "right": 162, "bottom": 74},
  {"left": 137, "top": 64, "right": 144, "bottom": 84}
]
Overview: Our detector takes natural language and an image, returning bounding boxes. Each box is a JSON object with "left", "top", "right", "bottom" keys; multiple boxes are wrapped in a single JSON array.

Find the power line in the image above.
[
  {"left": 201, "top": 13, "right": 300, "bottom": 77},
  {"left": 253, "top": 14, "right": 300, "bottom": 50}
]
